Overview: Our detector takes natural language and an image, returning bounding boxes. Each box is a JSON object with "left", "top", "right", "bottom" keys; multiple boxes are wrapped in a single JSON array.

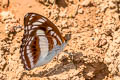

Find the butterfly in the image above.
[{"left": 20, "top": 13, "right": 70, "bottom": 70}]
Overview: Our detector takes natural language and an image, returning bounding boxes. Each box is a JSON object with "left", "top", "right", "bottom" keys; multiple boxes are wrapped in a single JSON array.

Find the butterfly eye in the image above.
[{"left": 64, "top": 34, "right": 71, "bottom": 42}]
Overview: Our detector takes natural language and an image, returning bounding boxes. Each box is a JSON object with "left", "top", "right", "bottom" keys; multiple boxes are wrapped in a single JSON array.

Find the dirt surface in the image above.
[{"left": 0, "top": 0, "right": 120, "bottom": 80}]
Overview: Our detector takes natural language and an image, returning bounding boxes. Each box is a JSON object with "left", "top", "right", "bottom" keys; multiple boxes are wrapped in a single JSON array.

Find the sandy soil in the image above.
[{"left": 0, "top": 0, "right": 120, "bottom": 80}]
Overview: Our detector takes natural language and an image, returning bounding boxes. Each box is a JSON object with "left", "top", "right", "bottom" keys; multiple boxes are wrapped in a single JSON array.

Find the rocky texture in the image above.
[{"left": 0, "top": 0, "right": 120, "bottom": 80}]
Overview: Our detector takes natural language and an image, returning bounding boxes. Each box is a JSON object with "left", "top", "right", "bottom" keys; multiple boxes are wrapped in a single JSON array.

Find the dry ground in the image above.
[{"left": 0, "top": 0, "right": 120, "bottom": 80}]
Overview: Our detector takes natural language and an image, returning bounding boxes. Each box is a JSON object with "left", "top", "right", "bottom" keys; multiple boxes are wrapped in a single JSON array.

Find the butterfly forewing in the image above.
[{"left": 20, "top": 13, "right": 67, "bottom": 70}]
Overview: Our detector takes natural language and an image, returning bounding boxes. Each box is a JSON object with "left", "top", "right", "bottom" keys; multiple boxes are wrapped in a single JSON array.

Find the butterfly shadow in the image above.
[{"left": 19, "top": 57, "right": 77, "bottom": 79}]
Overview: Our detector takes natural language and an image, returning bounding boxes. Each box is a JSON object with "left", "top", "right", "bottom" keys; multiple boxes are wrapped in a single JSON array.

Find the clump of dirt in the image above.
[{"left": 0, "top": 0, "right": 120, "bottom": 80}]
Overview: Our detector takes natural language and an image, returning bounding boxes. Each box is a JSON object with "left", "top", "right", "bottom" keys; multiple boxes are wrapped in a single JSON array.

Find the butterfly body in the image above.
[{"left": 20, "top": 13, "right": 69, "bottom": 70}]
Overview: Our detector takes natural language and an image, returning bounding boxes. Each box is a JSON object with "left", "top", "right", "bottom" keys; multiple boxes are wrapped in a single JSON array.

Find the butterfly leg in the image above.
[
  {"left": 63, "top": 52, "right": 78, "bottom": 69},
  {"left": 64, "top": 52, "right": 73, "bottom": 61}
]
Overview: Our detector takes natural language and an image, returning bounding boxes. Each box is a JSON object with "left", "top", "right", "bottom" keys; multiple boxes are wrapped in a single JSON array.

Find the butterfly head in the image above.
[{"left": 64, "top": 33, "right": 71, "bottom": 42}]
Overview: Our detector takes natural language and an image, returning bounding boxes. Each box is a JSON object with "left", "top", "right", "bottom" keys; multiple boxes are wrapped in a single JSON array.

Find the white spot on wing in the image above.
[
  {"left": 28, "top": 37, "right": 34, "bottom": 45},
  {"left": 27, "top": 37, "right": 31, "bottom": 41},
  {"left": 29, "top": 17, "right": 33, "bottom": 21},
  {"left": 26, "top": 46, "right": 30, "bottom": 50},
  {"left": 29, "top": 14, "right": 36, "bottom": 21},
  {"left": 48, "top": 27, "right": 52, "bottom": 30},
  {"left": 28, "top": 22, "right": 30, "bottom": 25},
  {"left": 27, "top": 50, "right": 31, "bottom": 55},
  {"left": 50, "top": 31, "right": 54, "bottom": 35},
  {"left": 38, "top": 19, "right": 45, "bottom": 23},
  {"left": 25, "top": 26, "right": 27, "bottom": 30},
  {"left": 31, "top": 37, "right": 34, "bottom": 41},
  {"left": 25, "top": 37, "right": 30, "bottom": 45},
  {"left": 36, "top": 30, "right": 45, "bottom": 35},
  {"left": 28, "top": 40, "right": 32, "bottom": 45},
  {"left": 32, "top": 26, "right": 38, "bottom": 29},
  {"left": 28, "top": 25, "right": 31, "bottom": 30},
  {"left": 42, "top": 17, "right": 47, "bottom": 21},
  {"left": 29, "top": 30, "right": 33, "bottom": 34},
  {"left": 31, "top": 14, "right": 36, "bottom": 17},
  {"left": 32, "top": 22, "right": 42, "bottom": 25},
  {"left": 54, "top": 33, "right": 56, "bottom": 36},
  {"left": 56, "top": 35, "right": 62, "bottom": 44}
]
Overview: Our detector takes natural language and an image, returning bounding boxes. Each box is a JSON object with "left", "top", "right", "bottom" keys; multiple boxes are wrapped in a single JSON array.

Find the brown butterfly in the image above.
[{"left": 20, "top": 13, "right": 70, "bottom": 70}]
